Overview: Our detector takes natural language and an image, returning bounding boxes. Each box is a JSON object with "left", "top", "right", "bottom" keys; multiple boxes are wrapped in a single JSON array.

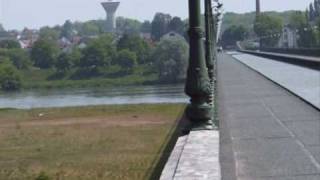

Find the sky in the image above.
[{"left": 0, "top": 0, "right": 315, "bottom": 30}]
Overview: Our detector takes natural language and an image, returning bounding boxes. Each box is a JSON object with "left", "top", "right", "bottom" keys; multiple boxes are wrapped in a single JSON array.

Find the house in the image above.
[{"left": 278, "top": 26, "right": 298, "bottom": 48}]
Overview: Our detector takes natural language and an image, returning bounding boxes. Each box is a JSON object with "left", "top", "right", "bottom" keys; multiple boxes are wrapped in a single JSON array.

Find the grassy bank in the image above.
[
  {"left": 0, "top": 104, "right": 186, "bottom": 180},
  {"left": 19, "top": 66, "right": 158, "bottom": 90}
]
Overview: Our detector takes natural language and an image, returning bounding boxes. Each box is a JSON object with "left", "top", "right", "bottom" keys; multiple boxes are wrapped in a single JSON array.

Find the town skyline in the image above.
[{"left": 0, "top": 0, "right": 315, "bottom": 30}]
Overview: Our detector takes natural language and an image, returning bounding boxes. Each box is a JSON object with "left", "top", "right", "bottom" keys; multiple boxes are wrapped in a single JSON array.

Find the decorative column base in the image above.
[{"left": 186, "top": 104, "right": 217, "bottom": 130}]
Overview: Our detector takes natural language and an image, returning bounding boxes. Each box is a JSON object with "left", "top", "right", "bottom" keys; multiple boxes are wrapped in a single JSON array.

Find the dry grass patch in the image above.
[{"left": 0, "top": 104, "right": 185, "bottom": 180}]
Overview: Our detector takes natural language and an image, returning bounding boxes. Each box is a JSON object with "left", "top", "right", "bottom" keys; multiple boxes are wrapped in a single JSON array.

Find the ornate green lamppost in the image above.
[
  {"left": 185, "top": 0, "right": 214, "bottom": 130},
  {"left": 205, "top": 0, "right": 214, "bottom": 83}
]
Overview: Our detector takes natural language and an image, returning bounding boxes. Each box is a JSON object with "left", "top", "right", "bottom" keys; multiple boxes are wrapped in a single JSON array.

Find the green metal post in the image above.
[
  {"left": 185, "top": 0, "right": 214, "bottom": 130},
  {"left": 205, "top": 0, "right": 214, "bottom": 82}
]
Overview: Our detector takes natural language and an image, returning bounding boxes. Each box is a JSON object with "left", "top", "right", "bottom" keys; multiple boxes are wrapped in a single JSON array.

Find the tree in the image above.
[
  {"left": 314, "top": 0, "right": 320, "bottom": 18},
  {"left": 60, "top": 20, "right": 74, "bottom": 39},
  {"left": 299, "top": 27, "right": 318, "bottom": 48},
  {"left": 117, "top": 34, "right": 151, "bottom": 64},
  {"left": 152, "top": 37, "right": 189, "bottom": 82},
  {"left": 151, "top": 13, "right": 172, "bottom": 41},
  {"left": 116, "top": 17, "right": 142, "bottom": 34},
  {"left": 55, "top": 53, "right": 72, "bottom": 73},
  {"left": 7, "top": 49, "right": 31, "bottom": 69},
  {"left": 0, "top": 40, "right": 21, "bottom": 49},
  {"left": 117, "top": 49, "right": 137, "bottom": 73},
  {"left": 80, "top": 21, "right": 102, "bottom": 36},
  {"left": 39, "top": 27, "right": 60, "bottom": 41},
  {"left": 168, "top": 17, "right": 185, "bottom": 35},
  {"left": 254, "top": 14, "right": 283, "bottom": 47},
  {"left": 140, "top": 21, "right": 152, "bottom": 33},
  {"left": 0, "top": 48, "right": 31, "bottom": 70},
  {"left": 79, "top": 34, "right": 116, "bottom": 74},
  {"left": 31, "top": 39, "right": 60, "bottom": 69},
  {"left": 0, "top": 58, "right": 21, "bottom": 91},
  {"left": 289, "top": 11, "right": 318, "bottom": 47},
  {"left": 289, "top": 11, "right": 307, "bottom": 29},
  {"left": 309, "top": 3, "right": 316, "bottom": 21},
  {"left": 221, "top": 25, "right": 248, "bottom": 47}
]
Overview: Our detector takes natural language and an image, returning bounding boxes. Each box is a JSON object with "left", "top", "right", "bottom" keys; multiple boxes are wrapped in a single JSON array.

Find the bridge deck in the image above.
[{"left": 218, "top": 53, "right": 320, "bottom": 180}]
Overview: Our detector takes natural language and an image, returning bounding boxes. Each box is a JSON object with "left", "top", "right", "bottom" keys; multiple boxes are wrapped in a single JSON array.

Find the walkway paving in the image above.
[
  {"left": 232, "top": 52, "right": 320, "bottom": 109},
  {"left": 218, "top": 53, "right": 320, "bottom": 180}
]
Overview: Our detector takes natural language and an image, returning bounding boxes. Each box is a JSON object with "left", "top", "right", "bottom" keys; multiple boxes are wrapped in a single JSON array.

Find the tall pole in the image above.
[
  {"left": 205, "top": 0, "right": 214, "bottom": 82},
  {"left": 256, "top": 0, "right": 261, "bottom": 16},
  {"left": 185, "top": 0, "right": 214, "bottom": 130}
]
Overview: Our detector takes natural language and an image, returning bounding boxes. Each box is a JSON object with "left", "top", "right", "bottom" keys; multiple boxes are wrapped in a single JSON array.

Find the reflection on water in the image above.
[{"left": 0, "top": 84, "right": 188, "bottom": 109}]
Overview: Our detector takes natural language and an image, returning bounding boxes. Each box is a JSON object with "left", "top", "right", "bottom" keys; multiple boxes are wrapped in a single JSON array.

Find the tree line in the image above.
[
  {"left": 221, "top": 7, "right": 320, "bottom": 48},
  {"left": 0, "top": 13, "right": 189, "bottom": 91}
]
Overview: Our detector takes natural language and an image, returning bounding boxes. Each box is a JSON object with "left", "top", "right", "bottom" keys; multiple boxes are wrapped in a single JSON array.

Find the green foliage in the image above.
[
  {"left": 117, "top": 49, "right": 137, "bottom": 73},
  {"left": 222, "top": 11, "right": 297, "bottom": 36},
  {"left": 0, "top": 48, "right": 31, "bottom": 69},
  {"left": 79, "top": 34, "right": 116, "bottom": 74},
  {"left": 221, "top": 25, "right": 248, "bottom": 47},
  {"left": 288, "top": 11, "right": 318, "bottom": 47},
  {"left": 80, "top": 21, "right": 102, "bottom": 36},
  {"left": 35, "top": 171, "right": 50, "bottom": 180},
  {"left": 151, "top": 13, "right": 172, "bottom": 40},
  {"left": 31, "top": 39, "right": 60, "bottom": 69},
  {"left": 168, "top": 17, "right": 185, "bottom": 35},
  {"left": 116, "top": 17, "right": 142, "bottom": 34},
  {"left": 152, "top": 37, "right": 189, "bottom": 82},
  {"left": 307, "top": 0, "right": 320, "bottom": 21},
  {"left": 254, "top": 14, "right": 283, "bottom": 47},
  {"left": 0, "top": 59, "right": 21, "bottom": 91},
  {"left": 60, "top": 20, "right": 74, "bottom": 39},
  {"left": 39, "top": 27, "right": 60, "bottom": 41},
  {"left": 55, "top": 53, "right": 72, "bottom": 73},
  {"left": 117, "top": 34, "right": 151, "bottom": 64},
  {"left": 0, "top": 40, "right": 21, "bottom": 49},
  {"left": 7, "top": 49, "right": 31, "bottom": 69},
  {"left": 299, "top": 27, "right": 318, "bottom": 48},
  {"left": 288, "top": 11, "right": 308, "bottom": 29},
  {"left": 140, "top": 20, "right": 152, "bottom": 33}
]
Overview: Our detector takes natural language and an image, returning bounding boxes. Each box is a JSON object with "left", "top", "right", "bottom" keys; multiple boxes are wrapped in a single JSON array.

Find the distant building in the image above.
[
  {"left": 278, "top": 26, "right": 298, "bottom": 48},
  {"left": 101, "top": 1, "right": 120, "bottom": 33}
]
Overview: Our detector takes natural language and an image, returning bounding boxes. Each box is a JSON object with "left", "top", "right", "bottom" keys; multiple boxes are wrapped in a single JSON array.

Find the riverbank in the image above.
[
  {"left": 0, "top": 103, "right": 186, "bottom": 180},
  {"left": 20, "top": 67, "right": 159, "bottom": 90}
]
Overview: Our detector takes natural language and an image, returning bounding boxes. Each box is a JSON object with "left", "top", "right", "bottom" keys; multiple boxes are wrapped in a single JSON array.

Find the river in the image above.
[{"left": 0, "top": 84, "right": 188, "bottom": 109}]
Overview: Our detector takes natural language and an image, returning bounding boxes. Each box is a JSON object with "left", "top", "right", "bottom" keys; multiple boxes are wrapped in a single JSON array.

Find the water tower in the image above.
[{"left": 101, "top": 1, "right": 120, "bottom": 32}]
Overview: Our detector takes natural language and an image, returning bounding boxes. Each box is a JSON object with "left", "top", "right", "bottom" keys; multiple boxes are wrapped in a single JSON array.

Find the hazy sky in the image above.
[{"left": 0, "top": 0, "right": 315, "bottom": 30}]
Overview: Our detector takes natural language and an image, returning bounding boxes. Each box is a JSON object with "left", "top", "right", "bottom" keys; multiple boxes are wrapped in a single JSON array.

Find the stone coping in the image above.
[{"left": 160, "top": 130, "right": 220, "bottom": 180}]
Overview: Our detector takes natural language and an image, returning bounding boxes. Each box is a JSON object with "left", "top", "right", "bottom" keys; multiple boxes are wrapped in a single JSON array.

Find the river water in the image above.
[{"left": 0, "top": 84, "right": 188, "bottom": 109}]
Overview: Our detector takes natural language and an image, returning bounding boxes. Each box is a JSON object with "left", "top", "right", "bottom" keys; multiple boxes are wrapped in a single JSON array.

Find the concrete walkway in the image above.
[
  {"left": 232, "top": 52, "right": 320, "bottom": 109},
  {"left": 218, "top": 53, "right": 320, "bottom": 180}
]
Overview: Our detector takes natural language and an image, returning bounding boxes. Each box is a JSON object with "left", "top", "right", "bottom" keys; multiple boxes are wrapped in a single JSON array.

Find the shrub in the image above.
[{"left": 0, "top": 59, "right": 21, "bottom": 91}]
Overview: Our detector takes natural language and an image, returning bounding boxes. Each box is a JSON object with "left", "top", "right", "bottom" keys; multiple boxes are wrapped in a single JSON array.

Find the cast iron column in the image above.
[
  {"left": 205, "top": 0, "right": 214, "bottom": 82},
  {"left": 185, "top": 0, "right": 214, "bottom": 130}
]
